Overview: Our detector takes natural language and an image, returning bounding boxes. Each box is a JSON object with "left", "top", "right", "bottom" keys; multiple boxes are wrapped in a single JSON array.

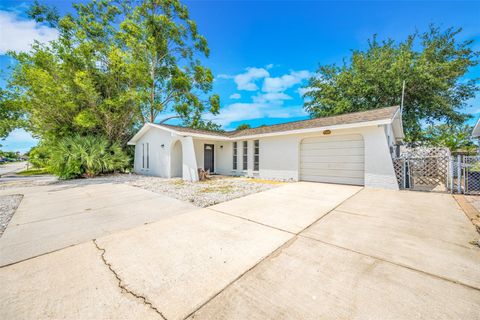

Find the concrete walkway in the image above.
[
  {"left": 0, "top": 182, "right": 194, "bottom": 266},
  {"left": 1, "top": 182, "right": 479, "bottom": 319}
]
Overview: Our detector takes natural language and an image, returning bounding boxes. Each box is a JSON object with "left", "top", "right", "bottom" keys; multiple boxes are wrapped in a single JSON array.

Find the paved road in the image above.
[
  {"left": 0, "top": 161, "right": 28, "bottom": 176},
  {"left": 1, "top": 182, "right": 479, "bottom": 319}
]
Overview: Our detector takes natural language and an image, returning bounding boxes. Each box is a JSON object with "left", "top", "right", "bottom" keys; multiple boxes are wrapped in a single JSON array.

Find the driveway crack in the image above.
[{"left": 92, "top": 239, "right": 167, "bottom": 320}]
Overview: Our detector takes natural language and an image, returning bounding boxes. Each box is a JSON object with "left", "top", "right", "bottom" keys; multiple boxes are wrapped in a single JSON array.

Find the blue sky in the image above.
[{"left": 1, "top": 0, "right": 479, "bottom": 152}]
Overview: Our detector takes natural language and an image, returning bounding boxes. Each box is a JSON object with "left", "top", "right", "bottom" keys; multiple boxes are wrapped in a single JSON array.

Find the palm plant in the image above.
[{"left": 49, "top": 135, "right": 130, "bottom": 179}]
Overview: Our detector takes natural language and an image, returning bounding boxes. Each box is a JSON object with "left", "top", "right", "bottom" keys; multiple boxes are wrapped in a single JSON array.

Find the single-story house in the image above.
[{"left": 128, "top": 105, "right": 404, "bottom": 190}]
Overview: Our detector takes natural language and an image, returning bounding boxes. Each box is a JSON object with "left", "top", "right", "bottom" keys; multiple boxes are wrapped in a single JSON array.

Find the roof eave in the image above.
[
  {"left": 472, "top": 118, "right": 480, "bottom": 138},
  {"left": 230, "top": 118, "right": 393, "bottom": 140}
]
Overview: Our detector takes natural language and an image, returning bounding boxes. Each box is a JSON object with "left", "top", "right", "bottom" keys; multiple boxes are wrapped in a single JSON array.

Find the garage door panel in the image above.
[
  {"left": 301, "top": 155, "right": 364, "bottom": 163},
  {"left": 301, "top": 140, "right": 363, "bottom": 150},
  {"left": 300, "top": 168, "right": 364, "bottom": 178},
  {"left": 300, "top": 162, "right": 364, "bottom": 171},
  {"left": 300, "top": 134, "right": 365, "bottom": 186},
  {"left": 301, "top": 148, "right": 364, "bottom": 157},
  {"left": 301, "top": 175, "right": 364, "bottom": 185},
  {"left": 302, "top": 135, "right": 363, "bottom": 144}
]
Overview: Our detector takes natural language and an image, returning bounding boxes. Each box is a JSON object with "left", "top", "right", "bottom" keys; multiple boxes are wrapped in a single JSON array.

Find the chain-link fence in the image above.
[
  {"left": 462, "top": 156, "right": 480, "bottom": 195},
  {"left": 393, "top": 149, "right": 480, "bottom": 195},
  {"left": 393, "top": 147, "right": 451, "bottom": 193}
]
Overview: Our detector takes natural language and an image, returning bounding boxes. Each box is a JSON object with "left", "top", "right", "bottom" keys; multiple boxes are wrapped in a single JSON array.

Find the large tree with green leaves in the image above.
[
  {"left": 423, "top": 123, "right": 476, "bottom": 153},
  {"left": 119, "top": 0, "right": 220, "bottom": 125},
  {"left": 303, "top": 26, "right": 479, "bottom": 142},
  {"left": 3, "top": 0, "right": 220, "bottom": 145}
]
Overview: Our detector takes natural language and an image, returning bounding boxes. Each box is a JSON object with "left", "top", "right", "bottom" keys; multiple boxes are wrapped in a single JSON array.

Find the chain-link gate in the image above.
[
  {"left": 462, "top": 156, "right": 480, "bottom": 195},
  {"left": 393, "top": 147, "right": 451, "bottom": 192}
]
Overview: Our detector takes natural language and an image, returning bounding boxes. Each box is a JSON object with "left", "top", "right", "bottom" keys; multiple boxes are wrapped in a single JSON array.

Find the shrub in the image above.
[
  {"left": 48, "top": 135, "right": 130, "bottom": 179},
  {"left": 28, "top": 143, "right": 51, "bottom": 168}
]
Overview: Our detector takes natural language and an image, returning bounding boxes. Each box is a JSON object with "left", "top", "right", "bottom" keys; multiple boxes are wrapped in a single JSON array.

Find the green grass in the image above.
[{"left": 17, "top": 168, "right": 51, "bottom": 176}]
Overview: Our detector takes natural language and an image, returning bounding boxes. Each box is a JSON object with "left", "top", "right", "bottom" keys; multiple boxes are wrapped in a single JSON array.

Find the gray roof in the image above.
[{"left": 161, "top": 106, "right": 400, "bottom": 138}]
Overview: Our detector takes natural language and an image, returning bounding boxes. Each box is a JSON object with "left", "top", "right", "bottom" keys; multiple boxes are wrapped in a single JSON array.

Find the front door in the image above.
[{"left": 204, "top": 144, "right": 214, "bottom": 173}]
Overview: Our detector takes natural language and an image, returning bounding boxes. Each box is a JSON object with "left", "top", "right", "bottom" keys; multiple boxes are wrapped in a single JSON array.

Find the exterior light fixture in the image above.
[{"left": 161, "top": 144, "right": 165, "bottom": 148}]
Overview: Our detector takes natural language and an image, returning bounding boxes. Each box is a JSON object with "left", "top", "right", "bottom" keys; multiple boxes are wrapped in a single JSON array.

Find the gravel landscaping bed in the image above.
[
  {"left": 55, "top": 173, "right": 284, "bottom": 207},
  {"left": 0, "top": 194, "right": 23, "bottom": 237}
]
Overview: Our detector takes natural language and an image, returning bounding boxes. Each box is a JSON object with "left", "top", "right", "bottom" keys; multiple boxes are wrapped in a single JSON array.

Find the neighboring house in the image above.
[
  {"left": 472, "top": 118, "right": 480, "bottom": 140},
  {"left": 128, "top": 106, "right": 404, "bottom": 190}
]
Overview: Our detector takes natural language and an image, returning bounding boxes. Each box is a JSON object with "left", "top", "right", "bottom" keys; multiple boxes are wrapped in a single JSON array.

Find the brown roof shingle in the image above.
[{"left": 160, "top": 106, "right": 399, "bottom": 138}]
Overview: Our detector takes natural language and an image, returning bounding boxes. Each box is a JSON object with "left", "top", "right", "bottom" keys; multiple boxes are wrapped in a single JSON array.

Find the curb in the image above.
[{"left": 453, "top": 195, "right": 480, "bottom": 233}]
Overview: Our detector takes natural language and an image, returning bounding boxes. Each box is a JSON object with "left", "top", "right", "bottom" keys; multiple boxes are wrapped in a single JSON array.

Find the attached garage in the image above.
[{"left": 300, "top": 134, "right": 365, "bottom": 185}]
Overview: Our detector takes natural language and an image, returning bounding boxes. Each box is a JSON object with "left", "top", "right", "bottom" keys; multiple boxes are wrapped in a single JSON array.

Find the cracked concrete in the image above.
[
  {"left": 0, "top": 183, "right": 195, "bottom": 266},
  {"left": 93, "top": 209, "right": 292, "bottom": 320},
  {"left": 1, "top": 182, "right": 479, "bottom": 319},
  {"left": 93, "top": 239, "right": 167, "bottom": 320},
  {"left": 0, "top": 241, "right": 160, "bottom": 319}
]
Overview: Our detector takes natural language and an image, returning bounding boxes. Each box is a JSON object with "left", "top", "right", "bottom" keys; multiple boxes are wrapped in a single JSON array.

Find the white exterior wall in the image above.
[
  {"left": 133, "top": 124, "right": 399, "bottom": 189},
  {"left": 134, "top": 129, "right": 199, "bottom": 181},
  {"left": 362, "top": 125, "right": 399, "bottom": 189},
  {"left": 192, "top": 139, "right": 232, "bottom": 175},
  {"left": 134, "top": 128, "right": 173, "bottom": 177},
  {"left": 231, "top": 125, "right": 398, "bottom": 189}
]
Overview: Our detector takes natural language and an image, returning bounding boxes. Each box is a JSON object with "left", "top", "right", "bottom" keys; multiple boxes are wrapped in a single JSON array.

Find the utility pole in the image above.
[
  {"left": 400, "top": 80, "right": 406, "bottom": 113},
  {"left": 158, "top": 115, "right": 181, "bottom": 124}
]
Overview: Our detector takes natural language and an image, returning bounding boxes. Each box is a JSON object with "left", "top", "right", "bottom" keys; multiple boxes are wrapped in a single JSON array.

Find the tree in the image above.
[
  {"left": 119, "top": 0, "right": 220, "bottom": 125},
  {"left": 423, "top": 123, "right": 476, "bottom": 153},
  {"left": 3, "top": 0, "right": 220, "bottom": 145},
  {"left": 303, "top": 26, "right": 479, "bottom": 142},
  {"left": 235, "top": 123, "right": 251, "bottom": 130},
  {"left": 0, "top": 89, "right": 23, "bottom": 139}
]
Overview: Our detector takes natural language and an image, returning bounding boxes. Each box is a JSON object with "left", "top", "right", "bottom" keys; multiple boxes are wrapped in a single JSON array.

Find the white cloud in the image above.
[
  {"left": 207, "top": 102, "right": 307, "bottom": 128},
  {"left": 262, "top": 70, "right": 312, "bottom": 93},
  {"left": 210, "top": 67, "right": 312, "bottom": 129},
  {"left": 233, "top": 67, "right": 270, "bottom": 91},
  {"left": 229, "top": 93, "right": 241, "bottom": 99},
  {"left": 0, "top": 10, "right": 58, "bottom": 54},
  {"left": 253, "top": 92, "right": 292, "bottom": 104},
  {"left": 297, "top": 87, "right": 320, "bottom": 97},
  {"left": 265, "top": 63, "right": 274, "bottom": 69}
]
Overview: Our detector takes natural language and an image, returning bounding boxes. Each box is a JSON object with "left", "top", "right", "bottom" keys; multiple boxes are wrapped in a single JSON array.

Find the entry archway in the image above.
[{"left": 170, "top": 140, "right": 183, "bottom": 178}]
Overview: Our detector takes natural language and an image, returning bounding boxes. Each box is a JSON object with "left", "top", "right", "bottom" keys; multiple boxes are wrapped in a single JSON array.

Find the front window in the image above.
[
  {"left": 254, "top": 140, "right": 259, "bottom": 171},
  {"left": 233, "top": 142, "right": 237, "bottom": 170},
  {"left": 146, "top": 143, "right": 150, "bottom": 169},
  {"left": 243, "top": 141, "right": 248, "bottom": 170}
]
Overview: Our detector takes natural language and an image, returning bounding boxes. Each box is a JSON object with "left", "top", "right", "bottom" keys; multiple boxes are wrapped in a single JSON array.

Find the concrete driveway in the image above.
[
  {"left": 0, "top": 182, "right": 195, "bottom": 266},
  {"left": 1, "top": 182, "right": 479, "bottom": 319}
]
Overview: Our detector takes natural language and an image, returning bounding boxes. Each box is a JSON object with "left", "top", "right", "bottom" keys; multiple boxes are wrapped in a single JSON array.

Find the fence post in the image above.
[
  {"left": 449, "top": 158, "right": 454, "bottom": 193},
  {"left": 457, "top": 155, "right": 462, "bottom": 194},
  {"left": 402, "top": 159, "right": 406, "bottom": 189}
]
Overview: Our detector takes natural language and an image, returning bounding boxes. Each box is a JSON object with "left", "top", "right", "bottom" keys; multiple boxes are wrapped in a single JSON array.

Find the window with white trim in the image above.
[
  {"left": 142, "top": 143, "right": 145, "bottom": 169},
  {"left": 242, "top": 141, "right": 248, "bottom": 170},
  {"left": 254, "top": 140, "right": 259, "bottom": 171},
  {"left": 146, "top": 143, "right": 149, "bottom": 169},
  {"left": 233, "top": 142, "right": 237, "bottom": 170},
  {"left": 142, "top": 143, "right": 150, "bottom": 170}
]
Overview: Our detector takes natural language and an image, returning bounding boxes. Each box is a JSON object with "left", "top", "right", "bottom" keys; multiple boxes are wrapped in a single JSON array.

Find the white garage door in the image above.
[{"left": 300, "top": 134, "right": 364, "bottom": 185}]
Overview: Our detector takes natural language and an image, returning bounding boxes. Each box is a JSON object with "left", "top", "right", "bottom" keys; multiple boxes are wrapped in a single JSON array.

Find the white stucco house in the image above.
[{"left": 128, "top": 106, "right": 404, "bottom": 190}]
